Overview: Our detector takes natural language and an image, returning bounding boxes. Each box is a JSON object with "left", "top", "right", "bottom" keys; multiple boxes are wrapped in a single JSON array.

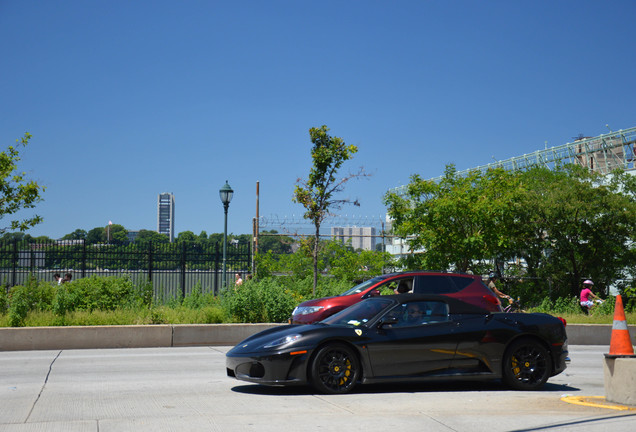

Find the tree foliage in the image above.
[
  {"left": 258, "top": 230, "right": 293, "bottom": 254},
  {"left": 0, "top": 133, "right": 46, "bottom": 233},
  {"left": 385, "top": 164, "right": 636, "bottom": 299},
  {"left": 62, "top": 229, "right": 87, "bottom": 241},
  {"left": 134, "top": 229, "right": 170, "bottom": 245},
  {"left": 384, "top": 165, "right": 522, "bottom": 274},
  {"left": 293, "top": 125, "right": 367, "bottom": 294}
]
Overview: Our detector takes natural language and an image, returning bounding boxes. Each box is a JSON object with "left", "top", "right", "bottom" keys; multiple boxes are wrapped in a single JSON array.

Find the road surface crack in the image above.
[{"left": 24, "top": 350, "right": 62, "bottom": 423}]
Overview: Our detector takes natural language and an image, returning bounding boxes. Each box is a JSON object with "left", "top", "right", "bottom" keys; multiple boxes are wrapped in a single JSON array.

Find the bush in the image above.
[
  {"left": 61, "top": 275, "right": 137, "bottom": 312},
  {"left": 7, "top": 278, "right": 56, "bottom": 326},
  {"left": 182, "top": 282, "right": 216, "bottom": 309},
  {"left": 0, "top": 285, "right": 7, "bottom": 314},
  {"left": 619, "top": 285, "right": 636, "bottom": 312},
  {"left": 589, "top": 295, "right": 615, "bottom": 316},
  {"left": 552, "top": 296, "right": 582, "bottom": 314},
  {"left": 530, "top": 297, "right": 553, "bottom": 314},
  {"left": 8, "top": 286, "right": 29, "bottom": 326},
  {"left": 221, "top": 277, "right": 297, "bottom": 323}
]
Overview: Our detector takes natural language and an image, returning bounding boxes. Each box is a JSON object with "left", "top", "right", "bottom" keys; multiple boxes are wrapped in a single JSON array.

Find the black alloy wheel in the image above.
[
  {"left": 310, "top": 343, "right": 360, "bottom": 394},
  {"left": 503, "top": 338, "right": 552, "bottom": 390}
]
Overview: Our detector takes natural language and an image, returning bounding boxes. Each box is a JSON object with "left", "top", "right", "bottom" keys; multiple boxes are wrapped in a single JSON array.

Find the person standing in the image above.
[
  {"left": 235, "top": 273, "right": 243, "bottom": 286},
  {"left": 580, "top": 280, "right": 601, "bottom": 309}
]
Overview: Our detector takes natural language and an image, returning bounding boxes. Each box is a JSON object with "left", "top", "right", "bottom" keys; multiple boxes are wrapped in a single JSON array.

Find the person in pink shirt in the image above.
[{"left": 580, "top": 280, "right": 601, "bottom": 310}]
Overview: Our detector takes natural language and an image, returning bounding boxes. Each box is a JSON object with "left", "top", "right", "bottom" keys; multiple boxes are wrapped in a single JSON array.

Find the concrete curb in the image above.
[{"left": 0, "top": 323, "right": 630, "bottom": 351}]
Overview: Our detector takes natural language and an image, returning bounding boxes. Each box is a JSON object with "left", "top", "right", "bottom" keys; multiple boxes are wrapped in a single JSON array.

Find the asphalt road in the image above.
[{"left": 1, "top": 345, "right": 634, "bottom": 432}]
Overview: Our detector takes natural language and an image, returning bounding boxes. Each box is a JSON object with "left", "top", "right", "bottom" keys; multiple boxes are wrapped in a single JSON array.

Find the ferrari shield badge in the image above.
[{"left": 355, "top": 329, "right": 362, "bottom": 336}]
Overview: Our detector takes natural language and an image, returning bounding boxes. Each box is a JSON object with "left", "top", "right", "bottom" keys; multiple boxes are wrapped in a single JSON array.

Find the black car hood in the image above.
[{"left": 227, "top": 323, "right": 358, "bottom": 355}]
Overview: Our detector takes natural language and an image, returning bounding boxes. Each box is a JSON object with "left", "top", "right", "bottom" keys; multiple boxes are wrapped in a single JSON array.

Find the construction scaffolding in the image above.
[{"left": 390, "top": 126, "right": 636, "bottom": 196}]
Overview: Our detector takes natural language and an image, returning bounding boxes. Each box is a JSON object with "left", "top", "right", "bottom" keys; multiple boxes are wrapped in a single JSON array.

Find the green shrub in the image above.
[
  {"left": 531, "top": 297, "right": 553, "bottom": 314},
  {"left": 619, "top": 285, "right": 636, "bottom": 312},
  {"left": 182, "top": 282, "right": 216, "bottom": 309},
  {"left": 552, "top": 296, "right": 582, "bottom": 314},
  {"left": 589, "top": 295, "right": 615, "bottom": 316},
  {"left": 149, "top": 307, "right": 168, "bottom": 324},
  {"left": 136, "top": 280, "right": 154, "bottom": 308},
  {"left": 8, "top": 287, "right": 29, "bottom": 326},
  {"left": 6, "top": 278, "right": 57, "bottom": 326},
  {"left": 52, "top": 284, "right": 75, "bottom": 316},
  {"left": 63, "top": 275, "right": 137, "bottom": 311},
  {"left": 0, "top": 285, "right": 8, "bottom": 314},
  {"left": 221, "top": 277, "right": 296, "bottom": 323}
]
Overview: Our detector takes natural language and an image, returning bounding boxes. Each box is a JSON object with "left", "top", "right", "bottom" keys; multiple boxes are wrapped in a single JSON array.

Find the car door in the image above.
[
  {"left": 365, "top": 301, "right": 458, "bottom": 378},
  {"left": 449, "top": 313, "right": 511, "bottom": 373}
]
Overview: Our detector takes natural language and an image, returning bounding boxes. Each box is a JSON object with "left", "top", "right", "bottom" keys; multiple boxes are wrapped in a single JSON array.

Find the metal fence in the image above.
[{"left": 0, "top": 240, "right": 252, "bottom": 299}]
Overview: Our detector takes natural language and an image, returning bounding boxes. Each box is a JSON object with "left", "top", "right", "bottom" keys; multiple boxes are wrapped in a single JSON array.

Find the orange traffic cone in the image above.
[{"left": 607, "top": 295, "right": 635, "bottom": 357}]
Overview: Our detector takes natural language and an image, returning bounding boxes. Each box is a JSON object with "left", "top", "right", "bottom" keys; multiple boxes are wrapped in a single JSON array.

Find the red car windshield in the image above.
[{"left": 339, "top": 277, "right": 385, "bottom": 296}]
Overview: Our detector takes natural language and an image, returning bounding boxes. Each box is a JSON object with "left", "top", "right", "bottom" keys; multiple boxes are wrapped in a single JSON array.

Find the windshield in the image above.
[
  {"left": 339, "top": 276, "right": 385, "bottom": 296},
  {"left": 321, "top": 298, "right": 394, "bottom": 327}
]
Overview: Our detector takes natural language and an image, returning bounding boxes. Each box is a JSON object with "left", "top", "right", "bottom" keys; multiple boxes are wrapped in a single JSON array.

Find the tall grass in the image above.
[{"left": 0, "top": 275, "right": 632, "bottom": 326}]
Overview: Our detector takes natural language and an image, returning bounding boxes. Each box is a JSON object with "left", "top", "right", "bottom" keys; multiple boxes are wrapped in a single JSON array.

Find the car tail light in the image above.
[
  {"left": 557, "top": 317, "right": 567, "bottom": 327},
  {"left": 483, "top": 294, "right": 501, "bottom": 306}
]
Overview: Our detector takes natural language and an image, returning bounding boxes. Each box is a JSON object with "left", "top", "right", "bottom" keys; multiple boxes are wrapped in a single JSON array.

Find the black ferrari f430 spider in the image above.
[{"left": 226, "top": 294, "right": 568, "bottom": 394}]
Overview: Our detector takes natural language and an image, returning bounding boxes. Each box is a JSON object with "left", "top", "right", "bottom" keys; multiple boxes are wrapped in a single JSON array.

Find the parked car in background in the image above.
[
  {"left": 290, "top": 271, "right": 501, "bottom": 324},
  {"left": 227, "top": 294, "right": 568, "bottom": 394}
]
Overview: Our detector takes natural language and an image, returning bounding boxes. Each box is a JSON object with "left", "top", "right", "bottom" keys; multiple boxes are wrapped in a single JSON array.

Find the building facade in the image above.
[
  {"left": 157, "top": 193, "right": 175, "bottom": 242},
  {"left": 331, "top": 226, "right": 377, "bottom": 251}
]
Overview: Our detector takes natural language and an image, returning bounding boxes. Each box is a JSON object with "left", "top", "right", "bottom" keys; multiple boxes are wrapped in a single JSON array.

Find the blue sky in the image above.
[{"left": 1, "top": 0, "right": 635, "bottom": 239}]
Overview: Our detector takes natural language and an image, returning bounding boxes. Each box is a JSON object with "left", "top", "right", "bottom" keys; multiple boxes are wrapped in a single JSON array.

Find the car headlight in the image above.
[
  {"left": 292, "top": 306, "right": 324, "bottom": 316},
  {"left": 263, "top": 334, "right": 302, "bottom": 348}
]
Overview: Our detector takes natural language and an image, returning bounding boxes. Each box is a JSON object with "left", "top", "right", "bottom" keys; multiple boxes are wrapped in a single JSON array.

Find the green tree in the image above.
[
  {"left": 258, "top": 230, "right": 293, "bottom": 254},
  {"left": 61, "top": 229, "right": 87, "bottom": 240},
  {"left": 293, "top": 125, "right": 367, "bottom": 294},
  {"left": 1, "top": 232, "right": 34, "bottom": 243},
  {"left": 176, "top": 231, "right": 197, "bottom": 243},
  {"left": 321, "top": 239, "right": 394, "bottom": 282},
  {"left": 106, "top": 224, "right": 128, "bottom": 245},
  {"left": 207, "top": 233, "right": 223, "bottom": 244},
  {"left": 384, "top": 165, "right": 522, "bottom": 273},
  {"left": 86, "top": 227, "right": 105, "bottom": 244},
  {"left": 384, "top": 163, "right": 636, "bottom": 301},
  {"left": 0, "top": 133, "right": 46, "bottom": 233},
  {"left": 135, "top": 229, "right": 169, "bottom": 245},
  {"left": 516, "top": 166, "right": 636, "bottom": 298}
]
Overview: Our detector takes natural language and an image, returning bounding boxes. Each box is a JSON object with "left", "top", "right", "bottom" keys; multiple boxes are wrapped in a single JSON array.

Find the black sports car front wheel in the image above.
[
  {"left": 310, "top": 343, "right": 360, "bottom": 394},
  {"left": 503, "top": 338, "right": 552, "bottom": 390}
]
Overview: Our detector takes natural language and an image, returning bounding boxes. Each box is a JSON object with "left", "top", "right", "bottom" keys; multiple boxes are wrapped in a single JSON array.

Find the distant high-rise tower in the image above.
[{"left": 157, "top": 193, "right": 175, "bottom": 242}]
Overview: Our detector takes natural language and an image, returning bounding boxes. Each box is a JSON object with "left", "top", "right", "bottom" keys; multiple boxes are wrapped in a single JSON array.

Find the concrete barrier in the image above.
[
  {"left": 0, "top": 323, "right": 625, "bottom": 351},
  {"left": 564, "top": 324, "right": 614, "bottom": 345},
  {"left": 0, "top": 325, "right": 174, "bottom": 351},
  {"left": 603, "top": 356, "right": 636, "bottom": 405},
  {"left": 172, "top": 323, "right": 282, "bottom": 347}
]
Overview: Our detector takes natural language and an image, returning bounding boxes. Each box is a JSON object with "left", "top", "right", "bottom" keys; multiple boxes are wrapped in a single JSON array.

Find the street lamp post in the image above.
[{"left": 219, "top": 180, "right": 234, "bottom": 290}]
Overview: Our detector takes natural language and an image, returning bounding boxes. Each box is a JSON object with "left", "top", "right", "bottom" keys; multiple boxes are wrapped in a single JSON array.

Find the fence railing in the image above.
[{"left": 0, "top": 240, "right": 252, "bottom": 298}]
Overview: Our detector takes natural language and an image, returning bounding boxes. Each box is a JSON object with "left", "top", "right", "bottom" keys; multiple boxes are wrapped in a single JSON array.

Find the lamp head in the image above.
[{"left": 219, "top": 180, "right": 234, "bottom": 207}]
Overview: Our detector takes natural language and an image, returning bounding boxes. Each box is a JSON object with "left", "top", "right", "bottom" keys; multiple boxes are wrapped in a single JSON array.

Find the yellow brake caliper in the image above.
[
  {"left": 512, "top": 355, "right": 521, "bottom": 375},
  {"left": 339, "top": 359, "right": 352, "bottom": 385}
]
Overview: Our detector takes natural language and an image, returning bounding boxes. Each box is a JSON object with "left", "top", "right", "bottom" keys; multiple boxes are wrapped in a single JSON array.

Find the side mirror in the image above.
[
  {"left": 377, "top": 316, "right": 398, "bottom": 328},
  {"left": 362, "top": 289, "right": 380, "bottom": 299}
]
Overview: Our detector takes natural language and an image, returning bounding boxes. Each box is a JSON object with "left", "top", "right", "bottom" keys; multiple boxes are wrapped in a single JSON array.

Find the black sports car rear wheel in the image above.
[
  {"left": 310, "top": 343, "right": 360, "bottom": 394},
  {"left": 503, "top": 338, "right": 552, "bottom": 390}
]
